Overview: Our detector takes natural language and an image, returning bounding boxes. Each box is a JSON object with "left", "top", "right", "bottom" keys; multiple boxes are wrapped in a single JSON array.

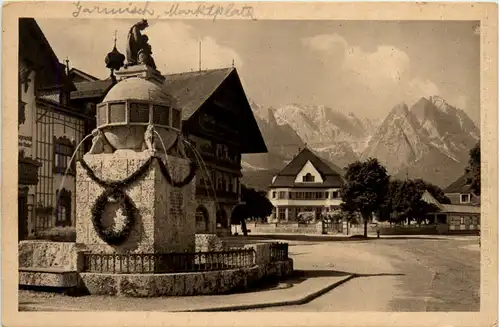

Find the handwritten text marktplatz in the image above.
[{"left": 72, "top": 1, "right": 257, "bottom": 20}]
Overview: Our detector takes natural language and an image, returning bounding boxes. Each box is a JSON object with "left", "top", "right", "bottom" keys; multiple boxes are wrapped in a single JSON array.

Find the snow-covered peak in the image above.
[{"left": 429, "top": 95, "right": 455, "bottom": 113}]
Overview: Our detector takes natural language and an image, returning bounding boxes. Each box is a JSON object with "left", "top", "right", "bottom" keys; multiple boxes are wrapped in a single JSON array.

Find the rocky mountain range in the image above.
[{"left": 242, "top": 96, "right": 479, "bottom": 190}]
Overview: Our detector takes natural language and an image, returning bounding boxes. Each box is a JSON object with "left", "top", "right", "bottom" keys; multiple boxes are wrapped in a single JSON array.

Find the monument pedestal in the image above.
[
  {"left": 76, "top": 150, "right": 196, "bottom": 254},
  {"left": 116, "top": 64, "right": 165, "bottom": 84}
]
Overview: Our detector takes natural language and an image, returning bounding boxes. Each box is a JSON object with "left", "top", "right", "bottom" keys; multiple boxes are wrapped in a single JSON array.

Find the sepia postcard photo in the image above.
[{"left": 2, "top": 1, "right": 498, "bottom": 327}]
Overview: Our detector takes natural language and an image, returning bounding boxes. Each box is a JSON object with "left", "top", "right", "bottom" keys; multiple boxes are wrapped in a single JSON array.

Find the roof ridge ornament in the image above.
[{"left": 105, "top": 29, "right": 125, "bottom": 83}]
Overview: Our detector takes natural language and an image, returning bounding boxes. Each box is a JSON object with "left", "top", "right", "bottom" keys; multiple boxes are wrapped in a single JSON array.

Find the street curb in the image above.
[
  {"left": 19, "top": 275, "right": 356, "bottom": 312},
  {"left": 177, "top": 274, "right": 356, "bottom": 312}
]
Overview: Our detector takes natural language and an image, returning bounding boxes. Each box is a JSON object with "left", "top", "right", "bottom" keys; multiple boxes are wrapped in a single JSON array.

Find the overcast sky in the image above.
[{"left": 37, "top": 19, "right": 480, "bottom": 124}]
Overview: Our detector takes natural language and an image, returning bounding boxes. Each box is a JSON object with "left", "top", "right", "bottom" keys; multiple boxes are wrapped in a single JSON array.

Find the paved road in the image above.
[
  {"left": 19, "top": 235, "right": 479, "bottom": 312},
  {"left": 244, "top": 236, "right": 480, "bottom": 312}
]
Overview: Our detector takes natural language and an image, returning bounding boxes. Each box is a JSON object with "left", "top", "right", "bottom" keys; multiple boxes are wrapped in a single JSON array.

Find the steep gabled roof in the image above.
[
  {"left": 163, "top": 67, "right": 234, "bottom": 120},
  {"left": 19, "top": 18, "right": 76, "bottom": 92},
  {"left": 421, "top": 190, "right": 442, "bottom": 207},
  {"left": 69, "top": 68, "right": 99, "bottom": 83},
  {"left": 444, "top": 173, "right": 474, "bottom": 194},
  {"left": 70, "top": 67, "right": 233, "bottom": 118},
  {"left": 71, "top": 78, "right": 114, "bottom": 99},
  {"left": 270, "top": 147, "right": 344, "bottom": 188},
  {"left": 421, "top": 189, "right": 480, "bottom": 214}
]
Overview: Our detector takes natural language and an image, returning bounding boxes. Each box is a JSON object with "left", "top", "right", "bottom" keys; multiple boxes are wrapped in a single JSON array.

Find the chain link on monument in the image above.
[{"left": 78, "top": 135, "right": 197, "bottom": 246}]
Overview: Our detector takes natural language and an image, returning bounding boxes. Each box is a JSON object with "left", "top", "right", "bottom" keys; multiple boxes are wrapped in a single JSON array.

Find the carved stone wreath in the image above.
[{"left": 91, "top": 187, "right": 136, "bottom": 246}]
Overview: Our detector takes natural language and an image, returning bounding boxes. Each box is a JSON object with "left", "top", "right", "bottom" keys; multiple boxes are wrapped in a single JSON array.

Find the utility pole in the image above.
[{"left": 199, "top": 41, "right": 202, "bottom": 72}]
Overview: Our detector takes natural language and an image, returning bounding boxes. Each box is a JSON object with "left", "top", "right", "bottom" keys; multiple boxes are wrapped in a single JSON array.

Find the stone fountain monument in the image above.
[{"left": 75, "top": 19, "right": 197, "bottom": 257}]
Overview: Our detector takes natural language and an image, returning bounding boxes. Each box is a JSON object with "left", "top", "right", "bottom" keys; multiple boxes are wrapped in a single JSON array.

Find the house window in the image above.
[
  {"left": 55, "top": 188, "right": 72, "bottom": 227},
  {"left": 278, "top": 208, "right": 286, "bottom": 221},
  {"left": 461, "top": 194, "right": 471, "bottom": 203},
  {"left": 222, "top": 173, "right": 228, "bottom": 192},
  {"left": 303, "top": 173, "right": 315, "bottom": 182},
  {"left": 18, "top": 101, "right": 27, "bottom": 126},
  {"left": 228, "top": 175, "right": 233, "bottom": 193},
  {"left": 332, "top": 191, "right": 339, "bottom": 199},
  {"left": 218, "top": 172, "right": 224, "bottom": 191},
  {"left": 53, "top": 136, "right": 76, "bottom": 175},
  {"left": 278, "top": 191, "right": 287, "bottom": 199},
  {"left": 272, "top": 191, "right": 276, "bottom": 199}
]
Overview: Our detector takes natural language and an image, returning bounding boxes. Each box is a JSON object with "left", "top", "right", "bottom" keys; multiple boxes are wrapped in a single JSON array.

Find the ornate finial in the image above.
[
  {"left": 232, "top": 59, "right": 234, "bottom": 68},
  {"left": 64, "top": 57, "right": 70, "bottom": 75},
  {"left": 105, "top": 30, "right": 125, "bottom": 82}
]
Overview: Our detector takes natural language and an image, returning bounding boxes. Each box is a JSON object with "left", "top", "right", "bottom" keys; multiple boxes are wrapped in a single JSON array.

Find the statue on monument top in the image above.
[{"left": 125, "top": 19, "right": 157, "bottom": 70}]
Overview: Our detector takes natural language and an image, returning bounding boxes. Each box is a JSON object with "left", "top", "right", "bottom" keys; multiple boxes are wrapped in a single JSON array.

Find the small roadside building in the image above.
[
  {"left": 422, "top": 190, "right": 480, "bottom": 233},
  {"left": 267, "top": 147, "right": 344, "bottom": 222}
]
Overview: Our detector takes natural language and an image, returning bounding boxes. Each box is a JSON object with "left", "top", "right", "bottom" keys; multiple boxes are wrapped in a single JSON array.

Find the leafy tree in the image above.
[
  {"left": 413, "top": 179, "right": 451, "bottom": 204},
  {"left": 465, "top": 141, "right": 480, "bottom": 195},
  {"left": 390, "top": 179, "right": 440, "bottom": 223},
  {"left": 378, "top": 178, "right": 444, "bottom": 224},
  {"left": 377, "top": 179, "right": 404, "bottom": 222},
  {"left": 230, "top": 204, "right": 249, "bottom": 235},
  {"left": 241, "top": 185, "right": 274, "bottom": 219},
  {"left": 230, "top": 185, "right": 274, "bottom": 236},
  {"left": 340, "top": 158, "right": 389, "bottom": 237}
]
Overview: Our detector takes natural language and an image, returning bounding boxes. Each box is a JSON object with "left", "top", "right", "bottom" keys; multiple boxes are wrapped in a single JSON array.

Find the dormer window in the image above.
[
  {"left": 303, "top": 173, "right": 315, "bottom": 182},
  {"left": 460, "top": 194, "right": 471, "bottom": 203}
]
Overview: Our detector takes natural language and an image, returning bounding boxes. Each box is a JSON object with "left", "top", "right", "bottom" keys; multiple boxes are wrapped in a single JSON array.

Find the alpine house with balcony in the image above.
[{"left": 267, "top": 147, "right": 344, "bottom": 222}]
